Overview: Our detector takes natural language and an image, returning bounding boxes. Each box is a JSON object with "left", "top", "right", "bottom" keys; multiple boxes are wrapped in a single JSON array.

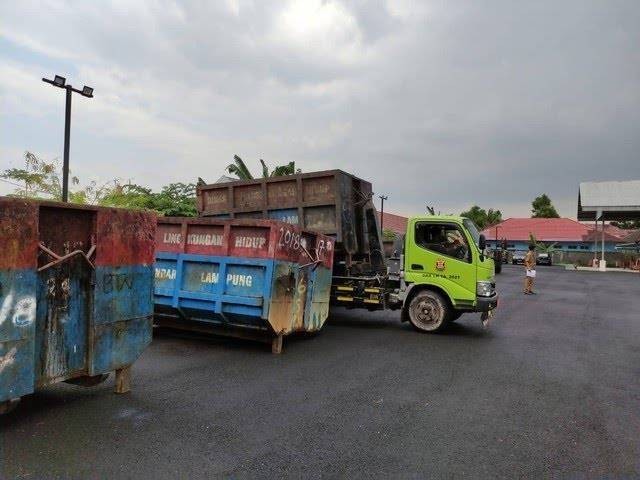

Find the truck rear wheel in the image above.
[{"left": 407, "top": 290, "right": 450, "bottom": 332}]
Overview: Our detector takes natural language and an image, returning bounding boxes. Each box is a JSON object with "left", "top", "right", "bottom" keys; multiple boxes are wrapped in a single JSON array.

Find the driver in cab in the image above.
[{"left": 443, "top": 230, "right": 468, "bottom": 260}]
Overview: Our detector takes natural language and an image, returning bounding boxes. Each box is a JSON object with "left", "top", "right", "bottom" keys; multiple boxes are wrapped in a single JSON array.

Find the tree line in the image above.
[
  {"left": 1, "top": 152, "right": 299, "bottom": 217},
  {"left": 461, "top": 194, "right": 560, "bottom": 229}
]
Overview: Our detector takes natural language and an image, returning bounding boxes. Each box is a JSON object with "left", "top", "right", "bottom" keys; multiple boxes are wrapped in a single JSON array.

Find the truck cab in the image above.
[{"left": 390, "top": 215, "right": 498, "bottom": 332}]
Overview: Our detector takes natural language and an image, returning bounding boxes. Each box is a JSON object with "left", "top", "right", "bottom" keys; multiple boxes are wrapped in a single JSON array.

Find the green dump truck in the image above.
[{"left": 197, "top": 170, "right": 498, "bottom": 333}]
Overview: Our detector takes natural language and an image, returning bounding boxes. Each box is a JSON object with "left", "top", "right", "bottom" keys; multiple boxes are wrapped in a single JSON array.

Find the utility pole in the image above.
[
  {"left": 42, "top": 75, "right": 94, "bottom": 202},
  {"left": 379, "top": 195, "right": 388, "bottom": 232}
]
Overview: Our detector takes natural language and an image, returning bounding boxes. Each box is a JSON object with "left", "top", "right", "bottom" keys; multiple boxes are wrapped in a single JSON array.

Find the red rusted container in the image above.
[
  {"left": 196, "top": 170, "right": 385, "bottom": 276},
  {"left": 154, "top": 217, "right": 334, "bottom": 353},
  {"left": 0, "top": 198, "right": 156, "bottom": 413}
]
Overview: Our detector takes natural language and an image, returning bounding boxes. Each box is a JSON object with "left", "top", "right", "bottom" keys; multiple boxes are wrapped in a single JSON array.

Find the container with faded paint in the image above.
[
  {"left": 154, "top": 217, "right": 334, "bottom": 352},
  {"left": 197, "top": 170, "right": 384, "bottom": 277},
  {"left": 0, "top": 198, "right": 156, "bottom": 413}
]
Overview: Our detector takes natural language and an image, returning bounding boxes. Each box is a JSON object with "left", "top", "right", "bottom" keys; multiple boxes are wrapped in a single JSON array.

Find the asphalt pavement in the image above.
[{"left": 2, "top": 265, "right": 639, "bottom": 478}]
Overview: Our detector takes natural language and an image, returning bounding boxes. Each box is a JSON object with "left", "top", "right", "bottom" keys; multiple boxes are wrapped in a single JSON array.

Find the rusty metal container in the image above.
[
  {"left": 0, "top": 198, "right": 156, "bottom": 413},
  {"left": 196, "top": 170, "right": 385, "bottom": 276},
  {"left": 154, "top": 217, "right": 334, "bottom": 352}
]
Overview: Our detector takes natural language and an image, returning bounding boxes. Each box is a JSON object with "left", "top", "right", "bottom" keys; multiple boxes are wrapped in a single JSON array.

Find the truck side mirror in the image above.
[{"left": 479, "top": 234, "right": 487, "bottom": 251}]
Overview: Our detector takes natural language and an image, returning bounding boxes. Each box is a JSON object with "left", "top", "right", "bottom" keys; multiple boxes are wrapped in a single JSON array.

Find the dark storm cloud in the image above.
[{"left": 1, "top": 1, "right": 638, "bottom": 216}]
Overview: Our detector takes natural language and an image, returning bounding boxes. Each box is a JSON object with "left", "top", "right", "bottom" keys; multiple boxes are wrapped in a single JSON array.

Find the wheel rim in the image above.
[{"left": 411, "top": 297, "right": 443, "bottom": 330}]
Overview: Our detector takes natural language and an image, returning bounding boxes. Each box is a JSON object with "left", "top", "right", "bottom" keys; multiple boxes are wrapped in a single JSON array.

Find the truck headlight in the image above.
[{"left": 476, "top": 281, "right": 494, "bottom": 297}]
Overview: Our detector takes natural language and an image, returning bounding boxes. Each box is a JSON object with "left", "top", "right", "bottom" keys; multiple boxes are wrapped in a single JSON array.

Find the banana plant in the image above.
[
  {"left": 227, "top": 155, "right": 300, "bottom": 180},
  {"left": 529, "top": 233, "right": 559, "bottom": 254}
]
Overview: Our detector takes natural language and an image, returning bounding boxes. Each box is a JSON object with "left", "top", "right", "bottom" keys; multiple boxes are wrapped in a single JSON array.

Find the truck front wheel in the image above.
[{"left": 407, "top": 290, "right": 450, "bottom": 332}]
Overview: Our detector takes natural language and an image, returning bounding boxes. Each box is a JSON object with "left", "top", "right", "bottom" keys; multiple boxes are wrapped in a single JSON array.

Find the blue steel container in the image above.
[
  {"left": 0, "top": 198, "right": 156, "bottom": 413},
  {"left": 154, "top": 217, "right": 334, "bottom": 353}
]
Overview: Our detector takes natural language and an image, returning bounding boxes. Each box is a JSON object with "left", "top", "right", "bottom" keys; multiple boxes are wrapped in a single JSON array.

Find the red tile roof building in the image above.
[
  {"left": 481, "top": 218, "right": 628, "bottom": 253},
  {"left": 377, "top": 211, "right": 408, "bottom": 235}
]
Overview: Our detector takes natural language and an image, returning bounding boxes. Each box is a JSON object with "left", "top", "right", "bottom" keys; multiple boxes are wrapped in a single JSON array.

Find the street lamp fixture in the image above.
[{"left": 42, "top": 74, "right": 94, "bottom": 202}]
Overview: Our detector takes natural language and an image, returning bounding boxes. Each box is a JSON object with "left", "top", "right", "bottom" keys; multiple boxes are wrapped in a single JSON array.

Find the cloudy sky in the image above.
[{"left": 1, "top": 0, "right": 639, "bottom": 218}]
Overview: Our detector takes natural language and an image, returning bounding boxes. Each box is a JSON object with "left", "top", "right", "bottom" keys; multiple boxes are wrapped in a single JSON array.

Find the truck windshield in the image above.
[{"left": 462, "top": 219, "right": 481, "bottom": 248}]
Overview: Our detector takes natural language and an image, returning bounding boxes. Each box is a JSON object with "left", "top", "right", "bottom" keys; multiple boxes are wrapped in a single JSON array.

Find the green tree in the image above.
[
  {"left": 382, "top": 228, "right": 397, "bottom": 241},
  {"left": 0, "top": 151, "right": 116, "bottom": 204},
  {"left": 460, "top": 205, "right": 502, "bottom": 229},
  {"left": 227, "top": 154, "right": 300, "bottom": 180},
  {"left": 2, "top": 151, "right": 197, "bottom": 216},
  {"left": 99, "top": 182, "right": 197, "bottom": 217},
  {"left": 531, "top": 194, "right": 560, "bottom": 218},
  {"left": 1, "top": 151, "right": 76, "bottom": 200},
  {"left": 611, "top": 220, "right": 640, "bottom": 229}
]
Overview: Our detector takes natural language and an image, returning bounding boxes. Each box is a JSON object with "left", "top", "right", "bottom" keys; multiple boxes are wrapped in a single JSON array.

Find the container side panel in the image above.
[
  {"left": 200, "top": 187, "right": 229, "bottom": 214},
  {"left": 229, "top": 226, "right": 271, "bottom": 258},
  {"left": 273, "top": 224, "right": 305, "bottom": 264},
  {"left": 268, "top": 209, "right": 299, "bottom": 225},
  {"left": 185, "top": 224, "right": 226, "bottom": 256},
  {"left": 338, "top": 174, "right": 356, "bottom": 253},
  {"left": 93, "top": 265, "right": 154, "bottom": 325},
  {"left": 235, "top": 211, "right": 264, "bottom": 220},
  {"left": 152, "top": 218, "right": 336, "bottom": 340},
  {"left": 154, "top": 255, "right": 272, "bottom": 329},
  {"left": 302, "top": 176, "right": 336, "bottom": 203},
  {"left": 91, "top": 316, "right": 152, "bottom": 374},
  {"left": 267, "top": 262, "right": 296, "bottom": 334},
  {"left": 0, "top": 199, "right": 38, "bottom": 270},
  {"left": 95, "top": 209, "right": 156, "bottom": 267},
  {"left": 0, "top": 268, "right": 37, "bottom": 402},
  {"left": 91, "top": 264, "right": 153, "bottom": 375},
  {"left": 303, "top": 206, "right": 337, "bottom": 231},
  {"left": 154, "top": 258, "right": 178, "bottom": 294},
  {"left": 271, "top": 224, "right": 333, "bottom": 269},
  {"left": 0, "top": 338, "right": 34, "bottom": 402},
  {"left": 233, "top": 184, "right": 263, "bottom": 210},
  {"left": 224, "top": 264, "right": 266, "bottom": 297},
  {"left": 291, "top": 266, "right": 309, "bottom": 330},
  {"left": 35, "top": 257, "right": 91, "bottom": 384},
  {"left": 155, "top": 223, "right": 183, "bottom": 253},
  {"left": 38, "top": 206, "right": 95, "bottom": 269},
  {"left": 267, "top": 180, "right": 298, "bottom": 207},
  {"left": 181, "top": 260, "right": 221, "bottom": 293},
  {"left": 0, "top": 269, "right": 37, "bottom": 342},
  {"left": 305, "top": 266, "right": 332, "bottom": 331},
  {"left": 299, "top": 231, "right": 334, "bottom": 270},
  {"left": 37, "top": 204, "right": 96, "bottom": 384}
]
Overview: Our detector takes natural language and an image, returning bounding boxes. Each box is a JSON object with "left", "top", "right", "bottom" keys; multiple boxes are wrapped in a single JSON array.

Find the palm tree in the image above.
[
  {"left": 226, "top": 155, "right": 254, "bottom": 180},
  {"left": 227, "top": 155, "right": 300, "bottom": 180}
]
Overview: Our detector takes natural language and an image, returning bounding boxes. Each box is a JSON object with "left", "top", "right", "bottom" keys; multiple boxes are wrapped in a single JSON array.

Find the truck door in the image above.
[{"left": 406, "top": 221, "right": 476, "bottom": 305}]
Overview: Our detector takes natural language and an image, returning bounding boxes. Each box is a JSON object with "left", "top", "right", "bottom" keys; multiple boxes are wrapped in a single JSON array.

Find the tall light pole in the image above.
[
  {"left": 379, "top": 194, "right": 388, "bottom": 232},
  {"left": 42, "top": 75, "right": 94, "bottom": 202}
]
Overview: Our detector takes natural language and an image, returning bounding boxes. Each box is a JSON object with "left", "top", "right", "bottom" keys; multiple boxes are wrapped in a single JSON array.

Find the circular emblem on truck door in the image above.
[{"left": 435, "top": 259, "right": 446, "bottom": 271}]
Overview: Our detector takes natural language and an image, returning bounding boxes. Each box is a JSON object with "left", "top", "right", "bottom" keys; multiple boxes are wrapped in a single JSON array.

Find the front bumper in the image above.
[{"left": 476, "top": 294, "right": 499, "bottom": 312}]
